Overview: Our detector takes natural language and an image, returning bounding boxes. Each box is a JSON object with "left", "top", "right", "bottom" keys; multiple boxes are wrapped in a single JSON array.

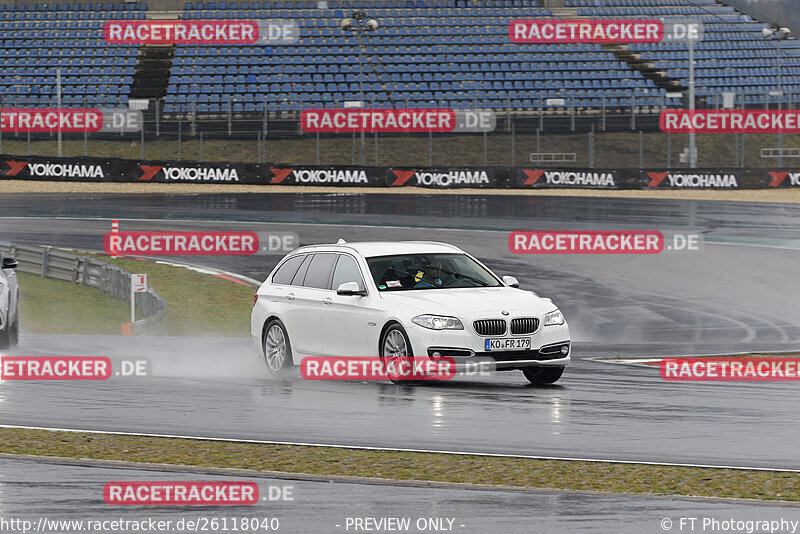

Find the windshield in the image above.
[{"left": 366, "top": 253, "right": 502, "bottom": 291}]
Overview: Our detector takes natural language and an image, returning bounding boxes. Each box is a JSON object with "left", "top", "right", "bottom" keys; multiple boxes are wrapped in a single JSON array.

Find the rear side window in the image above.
[
  {"left": 303, "top": 253, "right": 338, "bottom": 289},
  {"left": 290, "top": 254, "right": 314, "bottom": 286},
  {"left": 271, "top": 255, "right": 305, "bottom": 285}
]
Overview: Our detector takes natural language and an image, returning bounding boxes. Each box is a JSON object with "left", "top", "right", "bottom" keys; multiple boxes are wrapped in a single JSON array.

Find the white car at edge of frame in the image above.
[
  {"left": 0, "top": 253, "right": 20, "bottom": 349},
  {"left": 250, "top": 240, "right": 570, "bottom": 385}
]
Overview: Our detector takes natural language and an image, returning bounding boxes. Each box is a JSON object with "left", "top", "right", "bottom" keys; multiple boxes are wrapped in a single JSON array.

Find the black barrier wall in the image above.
[
  {"left": 0, "top": 156, "right": 265, "bottom": 184},
  {"left": 1, "top": 155, "right": 798, "bottom": 189}
]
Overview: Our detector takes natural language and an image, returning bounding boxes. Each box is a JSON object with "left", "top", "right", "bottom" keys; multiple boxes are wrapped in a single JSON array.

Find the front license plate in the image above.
[{"left": 485, "top": 337, "right": 531, "bottom": 351}]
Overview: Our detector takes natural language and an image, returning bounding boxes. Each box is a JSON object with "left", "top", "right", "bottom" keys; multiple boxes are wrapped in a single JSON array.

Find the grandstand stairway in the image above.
[
  {"left": 130, "top": 44, "right": 175, "bottom": 99},
  {"left": 548, "top": 6, "right": 576, "bottom": 16},
  {"left": 129, "top": 11, "right": 179, "bottom": 100},
  {"left": 547, "top": 5, "right": 682, "bottom": 94},
  {"left": 602, "top": 43, "right": 683, "bottom": 92}
]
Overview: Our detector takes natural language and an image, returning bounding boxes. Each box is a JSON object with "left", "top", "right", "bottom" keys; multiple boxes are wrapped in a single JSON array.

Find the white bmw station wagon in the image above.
[{"left": 251, "top": 241, "right": 570, "bottom": 384}]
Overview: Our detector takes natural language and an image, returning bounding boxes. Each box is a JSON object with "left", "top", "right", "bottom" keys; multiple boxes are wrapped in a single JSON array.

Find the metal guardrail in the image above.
[{"left": 0, "top": 242, "right": 167, "bottom": 335}]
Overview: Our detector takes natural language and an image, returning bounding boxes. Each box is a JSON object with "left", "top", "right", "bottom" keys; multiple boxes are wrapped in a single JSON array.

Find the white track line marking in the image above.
[{"left": 2, "top": 424, "right": 798, "bottom": 473}]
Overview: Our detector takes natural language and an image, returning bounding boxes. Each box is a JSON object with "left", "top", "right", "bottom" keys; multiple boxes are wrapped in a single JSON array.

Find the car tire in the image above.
[
  {"left": 0, "top": 324, "right": 9, "bottom": 350},
  {"left": 379, "top": 323, "right": 415, "bottom": 385},
  {"left": 522, "top": 366, "right": 564, "bottom": 385},
  {"left": 9, "top": 308, "right": 19, "bottom": 347},
  {"left": 262, "top": 319, "right": 294, "bottom": 376}
]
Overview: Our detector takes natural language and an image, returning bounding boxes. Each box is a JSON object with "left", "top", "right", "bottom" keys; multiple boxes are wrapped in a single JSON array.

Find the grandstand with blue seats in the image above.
[
  {"left": 0, "top": 2, "right": 145, "bottom": 108},
  {"left": 0, "top": 0, "right": 797, "bottom": 121},
  {"left": 167, "top": 1, "right": 666, "bottom": 114}
]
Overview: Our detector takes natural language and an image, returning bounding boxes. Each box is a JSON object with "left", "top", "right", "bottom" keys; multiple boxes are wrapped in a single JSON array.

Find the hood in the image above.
[{"left": 378, "top": 287, "right": 557, "bottom": 318}]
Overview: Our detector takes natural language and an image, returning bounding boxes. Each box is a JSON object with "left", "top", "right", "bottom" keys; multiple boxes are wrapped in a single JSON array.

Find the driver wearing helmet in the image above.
[{"left": 414, "top": 261, "right": 444, "bottom": 288}]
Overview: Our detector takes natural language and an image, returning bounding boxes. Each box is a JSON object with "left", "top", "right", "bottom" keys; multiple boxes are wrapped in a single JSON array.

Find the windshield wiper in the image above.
[{"left": 441, "top": 270, "right": 490, "bottom": 287}]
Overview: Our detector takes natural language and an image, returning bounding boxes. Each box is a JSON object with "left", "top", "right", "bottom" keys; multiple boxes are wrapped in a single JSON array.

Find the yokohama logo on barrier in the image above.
[
  {"left": 660, "top": 110, "right": 800, "bottom": 133},
  {"left": 104, "top": 20, "right": 298, "bottom": 45},
  {"left": 3, "top": 160, "right": 104, "bottom": 179},
  {"left": 521, "top": 169, "right": 617, "bottom": 188},
  {"left": 646, "top": 171, "right": 739, "bottom": 189},
  {"left": 767, "top": 172, "right": 800, "bottom": 187},
  {"left": 301, "top": 109, "right": 457, "bottom": 133},
  {"left": 139, "top": 165, "right": 241, "bottom": 182},
  {"left": 510, "top": 19, "right": 663, "bottom": 43},
  {"left": 390, "top": 169, "right": 491, "bottom": 187},
  {"left": 269, "top": 167, "right": 374, "bottom": 185}
]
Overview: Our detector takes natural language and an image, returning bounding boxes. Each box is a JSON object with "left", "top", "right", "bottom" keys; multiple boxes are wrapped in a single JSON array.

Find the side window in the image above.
[
  {"left": 271, "top": 255, "right": 305, "bottom": 285},
  {"left": 290, "top": 254, "right": 314, "bottom": 286},
  {"left": 303, "top": 253, "right": 338, "bottom": 289},
  {"left": 331, "top": 254, "right": 365, "bottom": 292}
]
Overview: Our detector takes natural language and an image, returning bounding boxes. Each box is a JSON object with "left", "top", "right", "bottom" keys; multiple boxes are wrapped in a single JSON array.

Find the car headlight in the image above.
[
  {"left": 411, "top": 314, "right": 464, "bottom": 330},
  {"left": 543, "top": 309, "right": 565, "bottom": 326}
]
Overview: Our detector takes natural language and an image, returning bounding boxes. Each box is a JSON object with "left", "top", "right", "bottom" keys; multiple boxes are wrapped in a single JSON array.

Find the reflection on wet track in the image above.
[{"left": 2, "top": 334, "right": 800, "bottom": 470}]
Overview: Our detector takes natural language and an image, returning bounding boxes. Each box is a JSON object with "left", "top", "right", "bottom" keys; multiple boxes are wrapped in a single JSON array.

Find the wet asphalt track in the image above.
[
  {"left": 0, "top": 193, "right": 799, "bottom": 470},
  {"left": 2, "top": 456, "right": 800, "bottom": 534},
  {"left": 4, "top": 334, "right": 800, "bottom": 471}
]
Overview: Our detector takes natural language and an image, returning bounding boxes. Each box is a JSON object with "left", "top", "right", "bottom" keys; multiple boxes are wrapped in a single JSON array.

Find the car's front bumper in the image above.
[{"left": 405, "top": 322, "right": 571, "bottom": 371}]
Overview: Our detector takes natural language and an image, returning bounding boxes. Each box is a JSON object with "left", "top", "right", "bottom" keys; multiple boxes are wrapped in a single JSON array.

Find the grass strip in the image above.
[
  {"left": 17, "top": 255, "right": 254, "bottom": 337},
  {"left": 0, "top": 427, "right": 797, "bottom": 501},
  {"left": 91, "top": 256, "right": 255, "bottom": 337},
  {"left": 17, "top": 272, "right": 135, "bottom": 335}
]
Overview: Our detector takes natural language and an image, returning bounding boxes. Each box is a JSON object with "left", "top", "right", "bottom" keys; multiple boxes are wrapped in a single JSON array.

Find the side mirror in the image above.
[
  {"left": 2, "top": 257, "right": 18, "bottom": 270},
  {"left": 502, "top": 275, "right": 519, "bottom": 288},
  {"left": 336, "top": 281, "right": 365, "bottom": 296}
]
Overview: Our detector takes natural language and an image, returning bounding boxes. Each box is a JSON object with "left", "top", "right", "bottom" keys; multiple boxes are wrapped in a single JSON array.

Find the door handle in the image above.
[
  {"left": 322, "top": 297, "right": 332, "bottom": 306},
  {"left": 285, "top": 293, "right": 295, "bottom": 302}
]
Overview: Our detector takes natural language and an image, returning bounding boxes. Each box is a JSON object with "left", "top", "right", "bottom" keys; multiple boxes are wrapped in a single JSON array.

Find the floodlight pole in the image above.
[
  {"left": 357, "top": 26, "right": 365, "bottom": 167},
  {"left": 57, "top": 67, "right": 63, "bottom": 157},
  {"left": 342, "top": 12, "right": 377, "bottom": 167},
  {"left": 777, "top": 38, "right": 784, "bottom": 167},
  {"left": 764, "top": 26, "right": 791, "bottom": 167},
  {"left": 688, "top": 38, "right": 696, "bottom": 168}
]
